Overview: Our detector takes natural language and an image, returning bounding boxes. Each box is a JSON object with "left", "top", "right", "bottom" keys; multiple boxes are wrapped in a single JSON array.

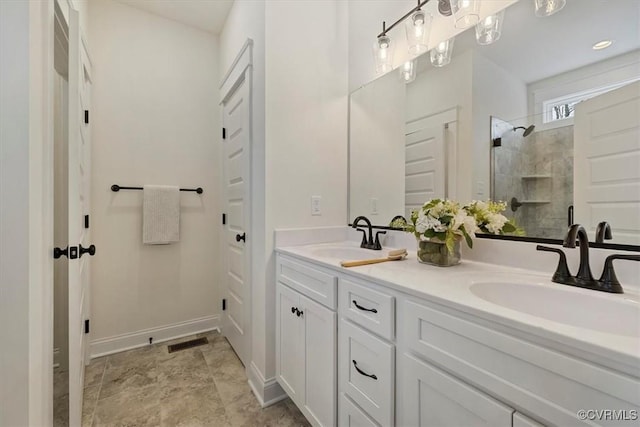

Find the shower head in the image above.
[{"left": 513, "top": 125, "right": 535, "bottom": 137}]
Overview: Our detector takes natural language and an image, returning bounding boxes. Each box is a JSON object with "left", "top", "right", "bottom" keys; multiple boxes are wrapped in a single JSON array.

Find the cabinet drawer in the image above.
[
  {"left": 339, "top": 319, "right": 394, "bottom": 426},
  {"left": 400, "top": 298, "right": 640, "bottom": 426},
  {"left": 339, "top": 393, "right": 379, "bottom": 427},
  {"left": 277, "top": 255, "right": 337, "bottom": 309},
  {"left": 398, "top": 353, "right": 514, "bottom": 427},
  {"left": 339, "top": 278, "right": 394, "bottom": 340}
]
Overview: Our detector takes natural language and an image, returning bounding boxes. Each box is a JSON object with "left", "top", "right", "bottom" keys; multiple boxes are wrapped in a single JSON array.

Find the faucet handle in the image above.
[
  {"left": 536, "top": 245, "right": 574, "bottom": 285},
  {"left": 598, "top": 254, "right": 640, "bottom": 294},
  {"left": 356, "top": 228, "right": 368, "bottom": 248},
  {"left": 373, "top": 231, "right": 386, "bottom": 250}
]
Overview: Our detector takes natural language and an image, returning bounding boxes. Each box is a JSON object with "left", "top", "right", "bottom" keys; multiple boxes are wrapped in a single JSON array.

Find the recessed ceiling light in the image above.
[{"left": 592, "top": 40, "right": 613, "bottom": 50}]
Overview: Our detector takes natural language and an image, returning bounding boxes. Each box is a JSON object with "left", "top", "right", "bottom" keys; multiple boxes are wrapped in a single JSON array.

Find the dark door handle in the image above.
[
  {"left": 53, "top": 246, "right": 68, "bottom": 259},
  {"left": 353, "top": 300, "right": 377, "bottom": 313},
  {"left": 79, "top": 244, "right": 96, "bottom": 257},
  {"left": 352, "top": 360, "right": 377, "bottom": 380},
  {"left": 236, "top": 233, "right": 246, "bottom": 242}
]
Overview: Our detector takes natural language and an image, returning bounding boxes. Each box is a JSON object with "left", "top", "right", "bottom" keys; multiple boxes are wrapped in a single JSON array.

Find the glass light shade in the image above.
[
  {"left": 535, "top": 0, "right": 566, "bottom": 17},
  {"left": 451, "top": 0, "right": 480, "bottom": 29},
  {"left": 475, "top": 10, "right": 505, "bottom": 45},
  {"left": 430, "top": 37, "right": 455, "bottom": 67},
  {"left": 405, "top": 10, "right": 433, "bottom": 56},
  {"left": 373, "top": 34, "right": 394, "bottom": 75},
  {"left": 400, "top": 60, "right": 416, "bottom": 83}
]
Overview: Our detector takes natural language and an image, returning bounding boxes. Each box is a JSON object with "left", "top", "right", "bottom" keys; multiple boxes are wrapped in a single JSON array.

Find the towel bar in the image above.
[{"left": 111, "top": 184, "right": 203, "bottom": 194}]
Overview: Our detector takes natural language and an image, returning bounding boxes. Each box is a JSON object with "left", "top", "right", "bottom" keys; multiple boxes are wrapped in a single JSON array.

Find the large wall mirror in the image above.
[{"left": 348, "top": 0, "right": 640, "bottom": 250}]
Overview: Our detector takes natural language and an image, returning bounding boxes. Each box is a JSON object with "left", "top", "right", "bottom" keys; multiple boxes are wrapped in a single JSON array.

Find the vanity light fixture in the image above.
[
  {"left": 430, "top": 37, "right": 455, "bottom": 67},
  {"left": 373, "top": 0, "right": 430, "bottom": 75},
  {"left": 534, "top": 0, "right": 566, "bottom": 17},
  {"left": 400, "top": 60, "right": 417, "bottom": 83},
  {"left": 475, "top": 10, "right": 505, "bottom": 45},
  {"left": 406, "top": 8, "right": 433, "bottom": 56},
  {"left": 451, "top": 0, "right": 480, "bottom": 29},
  {"left": 373, "top": 22, "right": 394, "bottom": 75},
  {"left": 592, "top": 40, "right": 613, "bottom": 50}
]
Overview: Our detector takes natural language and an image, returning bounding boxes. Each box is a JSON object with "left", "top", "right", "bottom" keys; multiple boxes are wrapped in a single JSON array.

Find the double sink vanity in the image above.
[{"left": 274, "top": 237, "right": 639, "bottom": 427}]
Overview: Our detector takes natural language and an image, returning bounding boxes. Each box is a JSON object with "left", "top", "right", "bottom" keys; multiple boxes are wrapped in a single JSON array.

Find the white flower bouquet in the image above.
[
  {"left": 464, "top": 200, "right": 519, "bottom": 235},
  {"left": 405, "top": 199, "right": 478, "bottom": 255}
]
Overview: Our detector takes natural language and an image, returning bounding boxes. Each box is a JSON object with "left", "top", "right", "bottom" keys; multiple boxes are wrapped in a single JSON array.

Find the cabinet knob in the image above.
[{"left": 291, "top": 306, "right": 296, "bottom": 314}]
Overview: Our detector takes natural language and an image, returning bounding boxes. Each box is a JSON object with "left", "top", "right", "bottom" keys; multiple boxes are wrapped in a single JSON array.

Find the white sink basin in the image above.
[
  {"left": 470, "top": 281, "right": 640, "bottom": 337},
  {"left": 309, "top": 246, "right": 383, "bottom": 260}
]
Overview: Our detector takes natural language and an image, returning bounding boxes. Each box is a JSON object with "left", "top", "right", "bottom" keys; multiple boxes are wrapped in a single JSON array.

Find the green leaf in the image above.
[
  {"left": 424, "top": 229, "right": 436, "bottom": 238},
  {"left": 461, "top": 228, "right": 473, "bottom": 249},
  {"left": 502, "top": 222, "right": 516, "bottom": 233}
]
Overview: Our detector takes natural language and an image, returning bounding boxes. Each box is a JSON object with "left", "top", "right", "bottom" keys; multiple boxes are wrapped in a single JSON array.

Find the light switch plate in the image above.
[
  {"left": 370, "top": 198, "right": 379, "bottom": 215},
  {"left": 311, "top": 195, "right": 322, "bottom": 216}
]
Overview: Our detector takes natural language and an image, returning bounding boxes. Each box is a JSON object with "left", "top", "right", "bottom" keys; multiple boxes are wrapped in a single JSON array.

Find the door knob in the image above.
[
  {"left": 53, "top": 246, "right": 68, "bottom": 259},
  {"left": 79, "top": 244, "right": 96, "bottom": 257},
  {"left": 236, "top": 233, "right": 246, "bottom": 242}
]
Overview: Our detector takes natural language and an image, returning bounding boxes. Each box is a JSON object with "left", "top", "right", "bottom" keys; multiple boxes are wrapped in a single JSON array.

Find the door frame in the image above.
[
  {"left": 0, "top": 1, "right": 55, "bottom": 425},
  {"left": 219, "top": 39, "right": 254, "bottom": 367}
]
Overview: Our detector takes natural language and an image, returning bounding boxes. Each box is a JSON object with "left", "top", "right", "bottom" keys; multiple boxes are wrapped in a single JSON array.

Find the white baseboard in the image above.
[
  {"left": 90, "top": 315, "right": 219, "bottom": 358},
  {"left": 247, "top": 361, "right": 287, "bottom": 408}
]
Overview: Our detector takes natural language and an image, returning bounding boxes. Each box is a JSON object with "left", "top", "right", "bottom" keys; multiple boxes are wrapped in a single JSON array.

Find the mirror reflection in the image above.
[{"left": 348, "top": 0, "right": 640, "bottom": 247}]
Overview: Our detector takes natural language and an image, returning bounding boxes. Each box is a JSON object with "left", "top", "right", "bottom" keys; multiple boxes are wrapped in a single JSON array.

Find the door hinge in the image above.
[
  {"left": 84, "top": 319, "right": 90, "bottom": 334},
  {"left": 84, "top": 214, "right": 90, "bottom": 229},
  {"left": 84, "top": 110, "right": 89, "bottom": 124},
  {"left": 222, "top": 213, "right": 226, "bottom": 225},
  {"left": 69, "top": 246, "right": 79, "bottom": 259},
  {"left": 222, "top": 128, "right": 226, "bottom": 139},
  {"left": 222, "top": 299, "right": 226, "bottom": 311}
]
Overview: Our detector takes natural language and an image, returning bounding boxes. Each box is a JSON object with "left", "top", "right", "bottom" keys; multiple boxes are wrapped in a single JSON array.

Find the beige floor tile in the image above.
[
  {"left": 84, "top": 357, "right": 107, "bottom": 388},
  {"left": 160, "top": 383, "right": 227, "bottom": 427},
  {"left": 92, "top": 385, "right": 161, "bottom": 427},
  {"left": 82, "top": 331, "right": 310, "bottom": 427},
  {"left": 82, "top": 385, "right": 100, "bottom": 427}
]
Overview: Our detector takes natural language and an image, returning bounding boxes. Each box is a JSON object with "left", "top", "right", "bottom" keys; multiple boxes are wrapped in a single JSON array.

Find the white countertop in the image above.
[{"left": 276, "top": 241, "right": 640, "bottom": 377}]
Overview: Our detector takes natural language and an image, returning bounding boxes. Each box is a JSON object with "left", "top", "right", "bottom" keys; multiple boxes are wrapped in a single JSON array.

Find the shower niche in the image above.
[{"left": 491, "top": 116, "right": 574, "bottom": 238}]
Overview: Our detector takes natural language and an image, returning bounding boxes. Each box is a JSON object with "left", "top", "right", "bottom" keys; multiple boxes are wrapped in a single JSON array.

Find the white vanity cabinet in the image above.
[
  {"left": 275, "top": 255, "right": 337, "bottom": 427},
  {"left": 275, "top": 247, "right": 640, "bottom": 427}
]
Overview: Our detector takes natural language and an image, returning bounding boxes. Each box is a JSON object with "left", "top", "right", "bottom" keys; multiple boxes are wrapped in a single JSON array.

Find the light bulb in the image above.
[{"left": 406, "top": 10, "right": 431, "bottom": 56}]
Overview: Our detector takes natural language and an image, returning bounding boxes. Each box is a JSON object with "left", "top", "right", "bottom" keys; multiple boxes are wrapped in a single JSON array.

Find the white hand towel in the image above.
[{"left": 143, "top": 185, "right": 180, "bottom": 245}]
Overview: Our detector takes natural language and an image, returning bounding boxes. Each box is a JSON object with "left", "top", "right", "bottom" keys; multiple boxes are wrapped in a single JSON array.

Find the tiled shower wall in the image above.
[{"left": 492, "top": 118, "right": 573, "bottom": 239}]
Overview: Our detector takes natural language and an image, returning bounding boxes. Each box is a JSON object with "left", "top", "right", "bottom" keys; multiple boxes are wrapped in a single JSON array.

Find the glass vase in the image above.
[{"left": 417, "top": 238, "right": 461, "bottom": 267}]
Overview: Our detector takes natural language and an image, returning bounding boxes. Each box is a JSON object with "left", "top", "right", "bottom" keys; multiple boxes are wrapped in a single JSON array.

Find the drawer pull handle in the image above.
[
  {"left": 353, "top": 300, "right": 377, "bottom": 313},
  {"left": 352, "top": 360, "right": 377, "bottom": 380}
]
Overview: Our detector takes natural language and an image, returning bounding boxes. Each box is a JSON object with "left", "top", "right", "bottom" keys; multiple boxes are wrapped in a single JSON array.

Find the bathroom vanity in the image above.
[{"left": 274, "top": 241, "right": 640, "bottom": 427}]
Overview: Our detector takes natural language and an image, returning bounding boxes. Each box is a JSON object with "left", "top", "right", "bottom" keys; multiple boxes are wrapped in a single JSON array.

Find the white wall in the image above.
[
  {"left": 472, "top": 51, "right": 527, "bottom": 199},
  {"left": 263, "top": 0, "right": 349, "bottom": 386},
  {"left": 350, "top": 71, "right": 406, "bottom": 221},
  {"left": 88, "top": 0, "right": 221, "bottom": 349},
  {"left": 1, "top": 1, "right": 54, "bottom": 425}
]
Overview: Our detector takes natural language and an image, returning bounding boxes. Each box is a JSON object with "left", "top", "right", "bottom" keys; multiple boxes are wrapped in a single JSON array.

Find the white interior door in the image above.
[
  {"left": 574, "top": 81, "right": 640, "bottom": 244},
  {"left": 68, "top": 8, "right": 93, "bottom": 426},
  {"left": 405, "top": 126, "right": 445, "bottom": 218},
  {"left": 222, "top": 75, "right": 251, "bottom": 366}
]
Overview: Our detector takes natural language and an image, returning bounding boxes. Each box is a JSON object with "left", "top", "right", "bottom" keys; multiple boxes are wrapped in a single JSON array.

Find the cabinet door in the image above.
[
  {"left": 398, "top": 353, "right": 513, "bottom": 427},
  {"left": 300, "top": 294, "right": 337, "bottom": 427},
  {"left": 276, "top": 283, "right": 304, "bottom": 403},
  {"left": 513, "top": 412, "right": 546, "bottom": 427}
]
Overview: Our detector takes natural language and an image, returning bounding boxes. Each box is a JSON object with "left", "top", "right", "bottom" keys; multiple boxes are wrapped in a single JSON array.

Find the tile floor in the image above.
[{"left": 74, "top": 331, "right": 309, "bottom": 426}]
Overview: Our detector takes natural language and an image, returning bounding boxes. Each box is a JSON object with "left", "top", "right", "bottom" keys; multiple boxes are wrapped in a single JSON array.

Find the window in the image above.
[{"left": 542, "top": 77, "right": 640, "bottom": 124}]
